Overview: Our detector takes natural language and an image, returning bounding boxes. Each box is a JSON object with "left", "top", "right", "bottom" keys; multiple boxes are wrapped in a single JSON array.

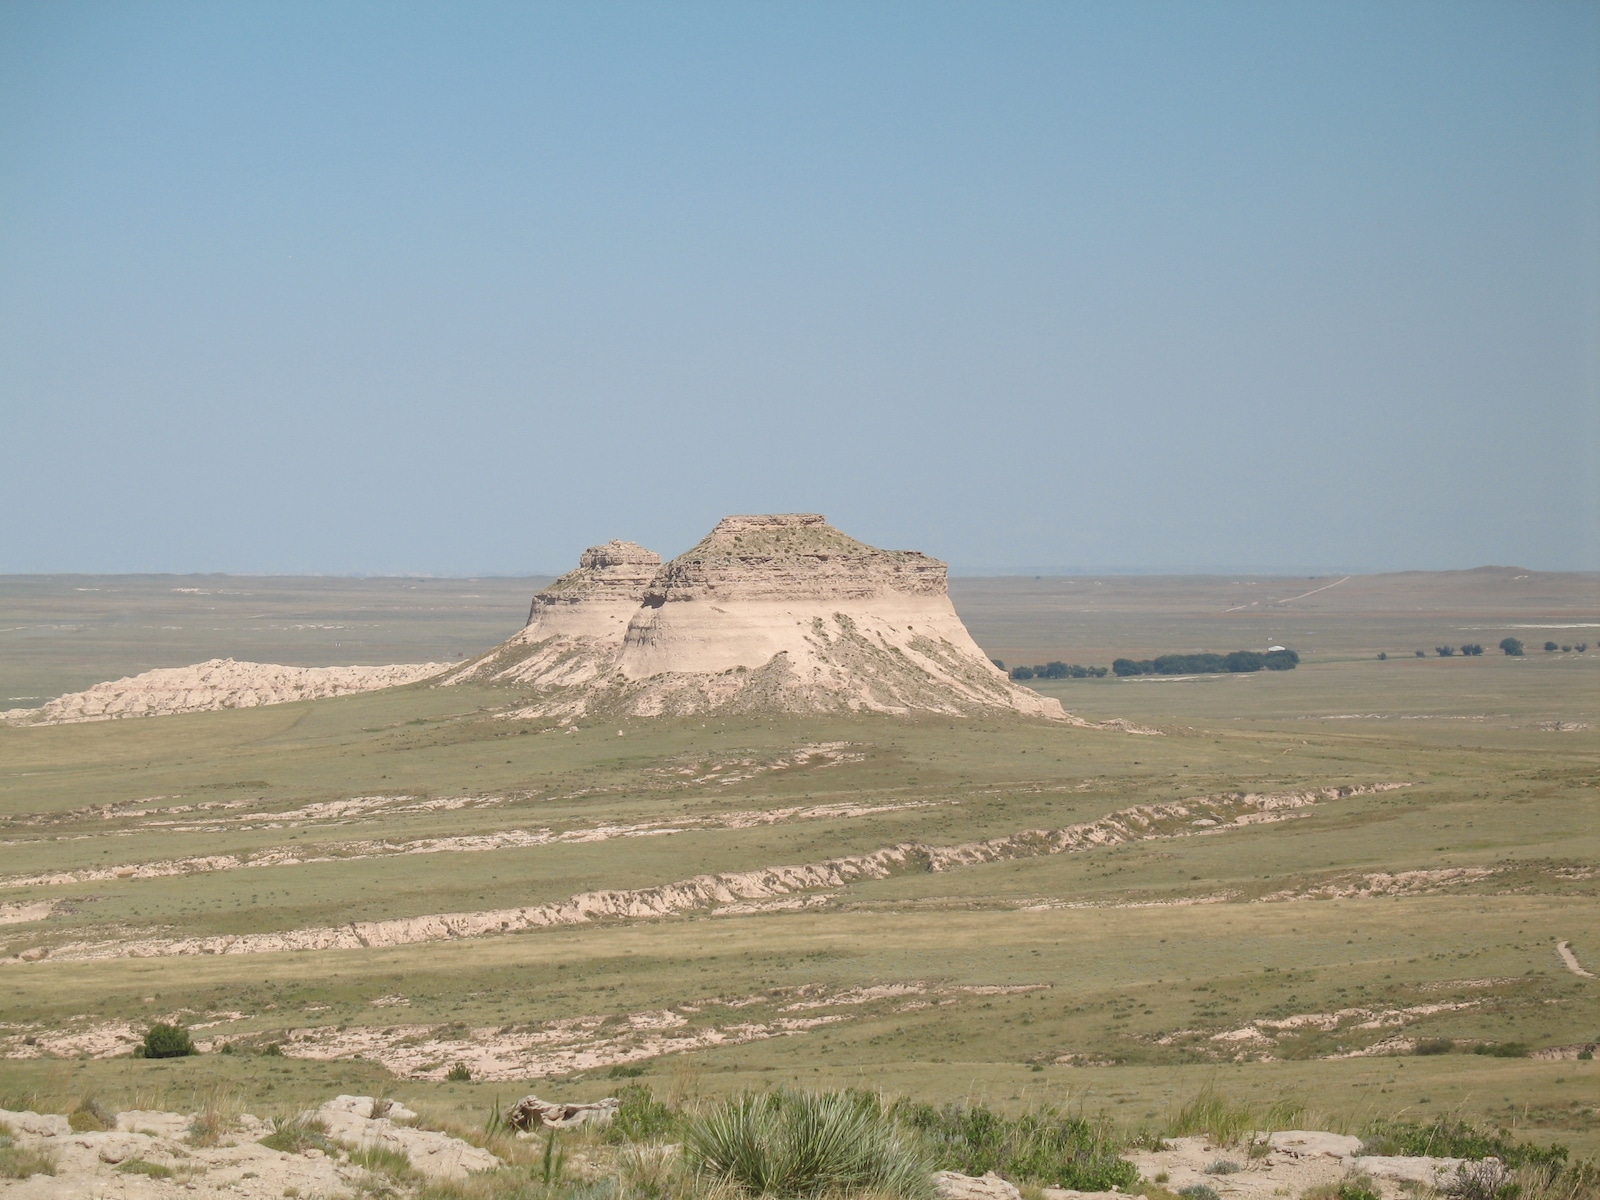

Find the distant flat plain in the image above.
[{"left": 0, "top": 568, "right": 1595, "bottom": 1153}]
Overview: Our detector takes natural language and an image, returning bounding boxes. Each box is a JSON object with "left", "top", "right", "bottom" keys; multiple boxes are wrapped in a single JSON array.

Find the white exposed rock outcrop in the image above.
[
  {"left": 314, "top": 1095, "right": 500, "bottom": 1178},
  {"left": 934, "top": 1171, "right": 1023, "bottom": 1200},
  {"left": 450, "top": 514, "right": 1065, "bottom": 721},
  {"left": 0, "top": 1097, "right": 496, "bottom": 1199},
  {"left": 3, "top": 659, "right": 447, "bottom": 726},
  {"left": 1130, "top": 1132, "right": 1497, "bottom": 1200},
  {"left": 443, "top": 540, "right": 660, "bottom": 690}
]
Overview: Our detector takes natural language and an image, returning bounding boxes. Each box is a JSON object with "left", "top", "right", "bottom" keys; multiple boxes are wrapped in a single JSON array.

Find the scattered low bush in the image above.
[
  {"left": 0, "top": 1125, "right": 58, "bottom": 1180},
  {"left": 1338, "top": 1180, "right": 1381, "bottom": 1200},
  {"left": 1204, "top": 1160, "right": 1242, "bottom": 1175},
  {"left": 1167, "top": 1086, "right": 1256, "bottom": 1146},
  {"left": 116, "top": 1158, "right": 175, "bottom": 1178},
  {"left": 686, "top": 1089, "right": 932, "bottom": 1200},
  {"left": 1360, "top": 1117, "right": 1567, "bottom": 1170},
  {"left": 350, "top": 1143, "right": 417, "bottom": 1181},
  {"left": 899, "top": 1098, "right": 1135, "bottom": 1191},
  {"left": 1473, "top": 1042, "right": 1528, "bottom": 1058},
  {"left": 1414, "top": 1038, "right": 1454, "bottom": 1056},
  {"left": 609, "top": 1064, "right": 648, "bottom": 1079},
  {"left": 446, "top": 1063, "right": 472, "bottom": 1082},
  {"left": 1179, "top": 1185, "right": 1220, "bottom": 1200},
  {"left": 260, "top": 1114, "right": 337, "bottom": 1155},
  {"left": 606, "top": 1085, "right": 680, "bottom": 1145}
]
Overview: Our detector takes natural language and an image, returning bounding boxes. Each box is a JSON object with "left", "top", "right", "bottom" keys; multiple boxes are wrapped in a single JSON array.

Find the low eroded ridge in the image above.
[{"left": 2, "top": 659, "right": 447, "bottom": 726}]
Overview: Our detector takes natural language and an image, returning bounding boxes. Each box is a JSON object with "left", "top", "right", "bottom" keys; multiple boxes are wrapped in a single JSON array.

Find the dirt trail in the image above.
[
  {"left": 8, "top": 784, "right": 1405, "bottom": 964},
  {"left": 1557, "top": 940, "right": 1595, "bottom": 978}
]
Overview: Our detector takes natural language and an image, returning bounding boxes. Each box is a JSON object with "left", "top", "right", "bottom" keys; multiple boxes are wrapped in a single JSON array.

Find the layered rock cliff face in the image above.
[
  {"left": 451, "top": 514, "right": 1063, "bottom": 721},
  {"left": 442, "top": 540, "right": 661, "bottom": 690}
]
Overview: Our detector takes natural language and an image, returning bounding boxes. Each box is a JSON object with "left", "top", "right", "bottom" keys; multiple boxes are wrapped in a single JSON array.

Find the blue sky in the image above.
[{"left": 2, "top": 1, "right": 1596, "bottom": 574}]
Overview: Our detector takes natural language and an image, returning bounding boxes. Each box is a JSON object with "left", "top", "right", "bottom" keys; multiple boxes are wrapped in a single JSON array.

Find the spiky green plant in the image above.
[{"left": 685, "top": 1090, "right": 931, "bottom": 1200}]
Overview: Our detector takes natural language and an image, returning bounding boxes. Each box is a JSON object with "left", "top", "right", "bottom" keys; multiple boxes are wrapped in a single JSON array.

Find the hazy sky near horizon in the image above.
[{"left": 3, "top": 2, "right": 1597, "bottom": 576}]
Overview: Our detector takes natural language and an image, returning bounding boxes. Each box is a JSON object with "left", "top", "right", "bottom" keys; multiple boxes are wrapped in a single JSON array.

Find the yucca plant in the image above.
[{"left": 685, "top": 1090, "right": 931, "bottom": 1200}]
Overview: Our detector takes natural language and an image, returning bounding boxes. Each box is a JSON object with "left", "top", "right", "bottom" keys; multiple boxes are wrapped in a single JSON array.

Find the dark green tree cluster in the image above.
[
  {"left": 134, "top": 1023, "right": 196, "bottom": 1059},
  {"left": 1111, "top": 649, "right": 1297, "bottom": 677},
  {"left": 1010, "top": 662, "right": 1108, "bottom": 680},
  {"left": 1499, "top": 638, "right": 1524, "bottom": 655}
]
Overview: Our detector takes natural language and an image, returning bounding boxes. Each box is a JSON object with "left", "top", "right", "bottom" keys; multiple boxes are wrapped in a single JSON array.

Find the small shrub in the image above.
[
  {"left": 1337, "top": 1177, "right": 1381, "bottom": 1200},
  {"left": 350, "top": 1143, "right": 416, "bottom": 1181},
  {"left": 139, "top": 1023, "right": 197, "bottom": 1059},
  {"left": 1500, "top": 638, "right": 1525, "bottom": 656},
  {"left": 1179, "top": 1186, "right": 1220, "bottom": 1200},
  {"left": 606, "top": 1085, "right": 680, "bottom": 1145},
  {"left": 68, "top": 1096, "right": 116, "bottom": 1131},
  {"left": 1473, "top": 1042, "right": 1528, "bottom": 1058},
  {"left": 188, "top": 1109, "right": 233, "bottom": 1147},
  {"left": 1545, "top": 641, "right": 1559, "bottom": 652},
  {"left": 117, "top": 1158, "right": 175, "bottom": 1178},
  {"left": 260, "top": 1114, "right": 337, "bottom": 1155},
  {"left": 445, "top": 1063, "right": 471, "bottom": 1082},
  {"left": 1205, "top": 1160, "right": 1242, "bottom": 1175},
  {"left": 1444, "top": 1160, "right": 1517, "bottom": 1200},
  {"left": 609, "top": 1064, "right": 648, "bottom": 1079},
  {"left": 1415, "top": 650, "right": 1426, "bottom": 657},
  {"left": 1414, "top": 1038, "right": 1454, "bottom": 1056}
]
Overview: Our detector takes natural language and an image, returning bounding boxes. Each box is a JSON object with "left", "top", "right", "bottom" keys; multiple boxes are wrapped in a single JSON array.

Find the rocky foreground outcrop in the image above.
[
  {"left": 0, "top": 1095, "right": 497, "bottom": 1200},
  {"left": 449, "top": 513, "right": 1064, "bottom": 720},
  {"left": 2, "top": 659, "right": 448, "bottom": 726}
]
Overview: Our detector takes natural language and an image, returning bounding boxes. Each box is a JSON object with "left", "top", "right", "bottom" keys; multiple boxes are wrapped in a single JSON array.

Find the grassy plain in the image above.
[{"left": 0, "top": 569, "right": 1595, "bottom": 1156}]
